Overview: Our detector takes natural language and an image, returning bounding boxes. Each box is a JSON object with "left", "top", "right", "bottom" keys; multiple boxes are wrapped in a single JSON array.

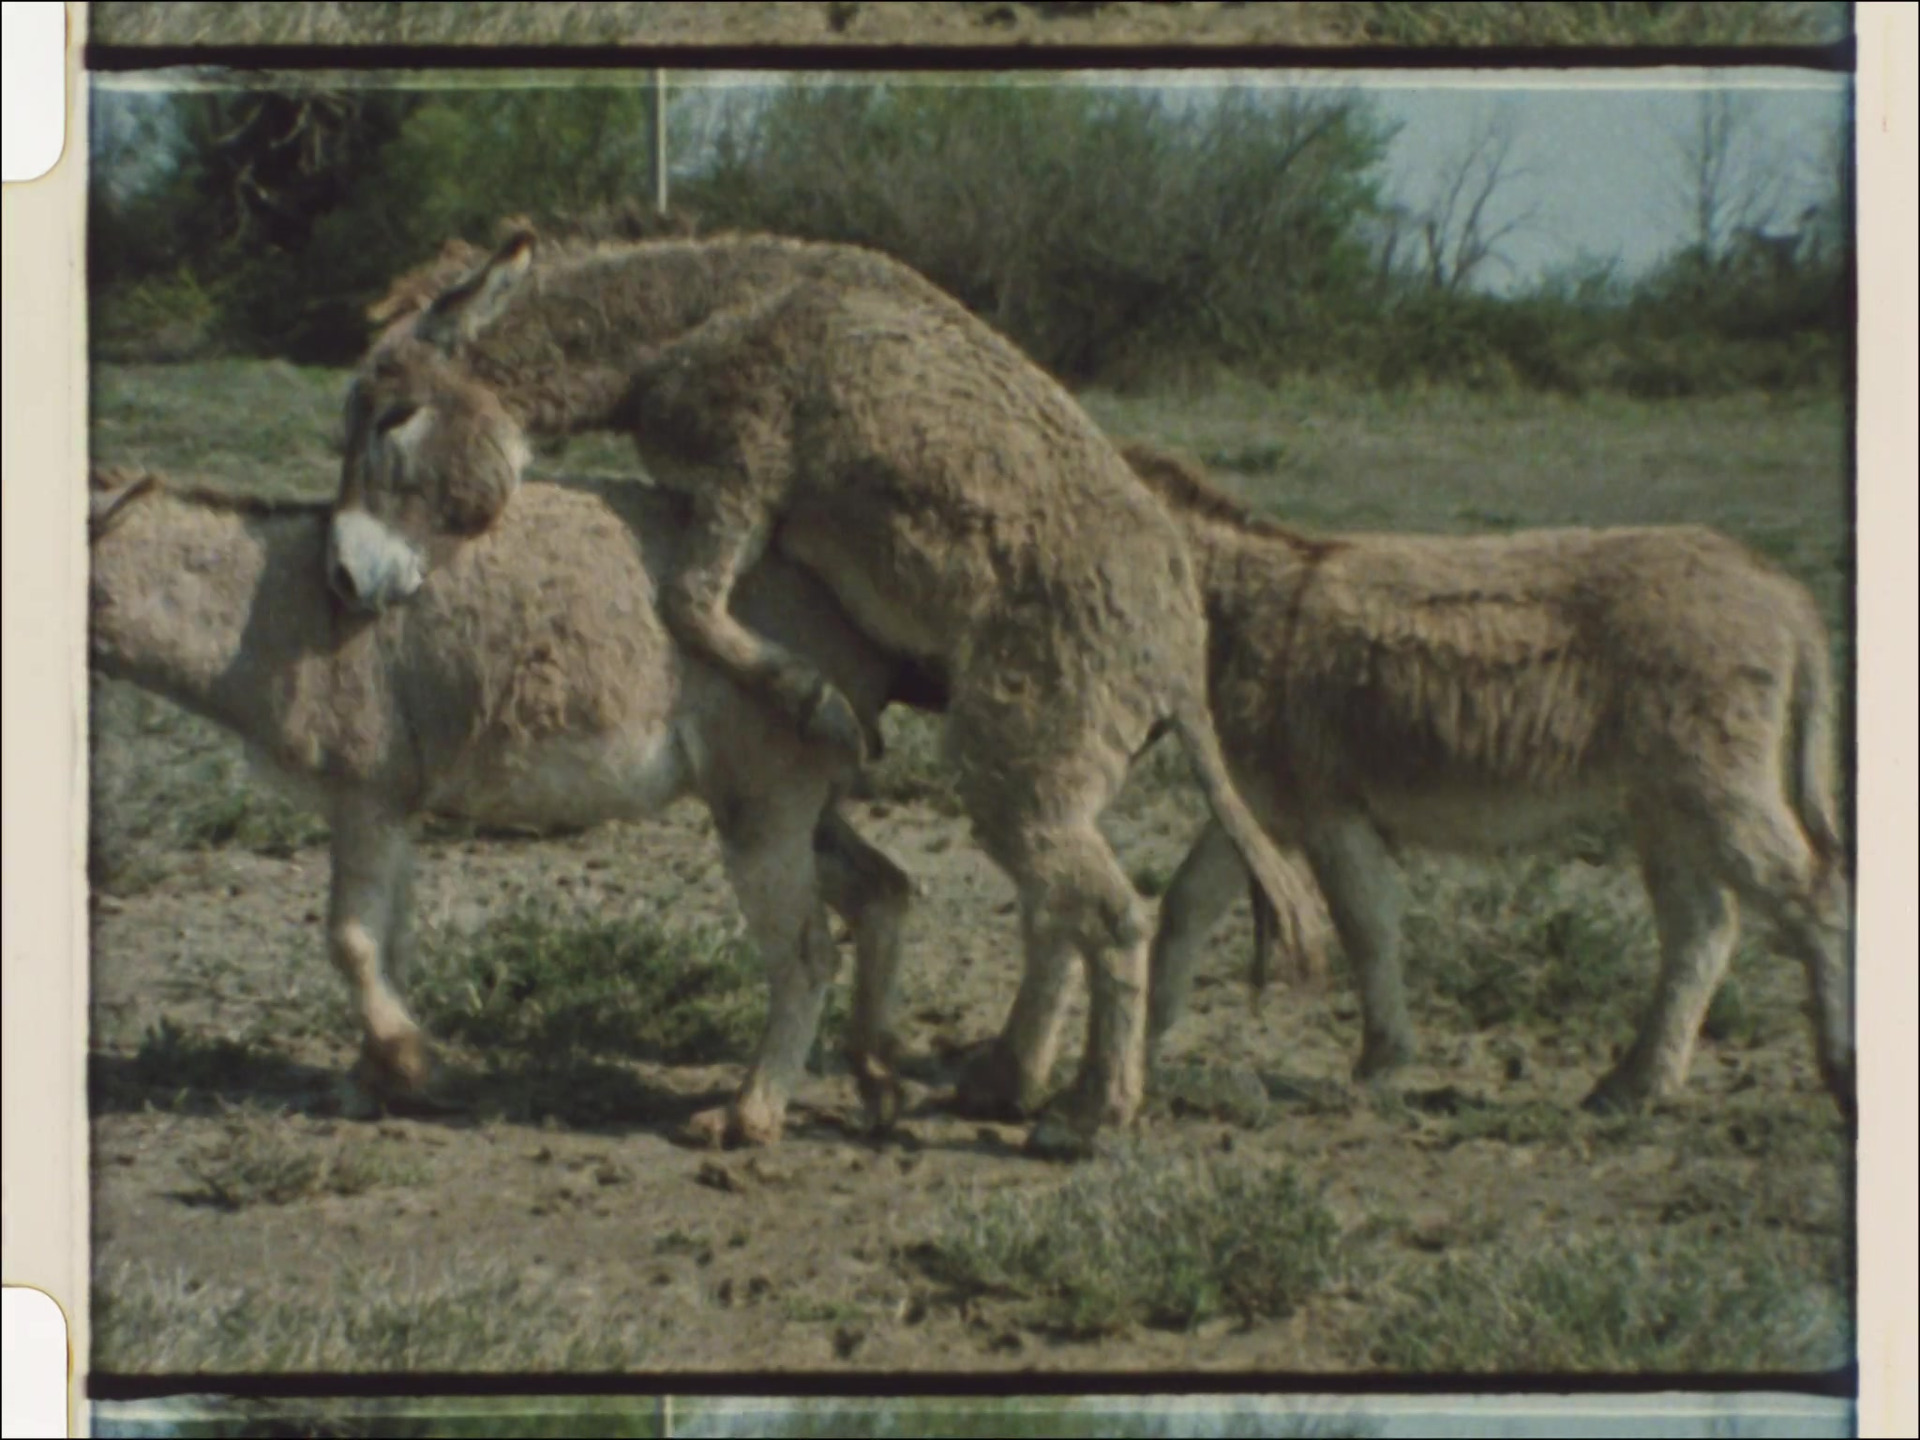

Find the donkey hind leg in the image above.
[
  {"left": 1021, "top": 827, "right": 1156, "bottom": 1161},
  {"left": 1707, "top": 794, "right": 1854, "bottom": 1119},
  {"left": 946, "top": 712, "right": 1148, "bottom": 1157},
  {"left": 814, "top": 804, "right": 916, "bottom": 1133},
  {"left": 658, "top": 489, "right": 870, "bottom": 767},
  {"left": 952, "top": 895, "right": 1081, "bottom": 1124},
  {"left": 680, "top": 790, "right": 843, "bottom": 1150},
  {"left": 1300, "top": 816, "right": 1415, "bottom": 1082},
  {"left": 1145, "top": 821, "right": 1245, "bottom": 1059},
  {"left": 384, "top": 828, "right": 418, "bottom": 988},
  {"left": 1584, "top": 813, "right": 1740, "bottom": 1114},
  {"left": 327, "top": 794, "right": 431, "bottom": 1099}
]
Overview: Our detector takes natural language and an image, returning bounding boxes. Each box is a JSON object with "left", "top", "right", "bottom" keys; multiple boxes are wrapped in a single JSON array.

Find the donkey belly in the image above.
[
  {"left": 771, "top": 501, "right": 960, "bottom": 671},
  {"left": 429, "top": 726, "right": 692, "bottom": 832},
  {"left": 1363, "top": 780, "right": 1621, "bottom": 853}
]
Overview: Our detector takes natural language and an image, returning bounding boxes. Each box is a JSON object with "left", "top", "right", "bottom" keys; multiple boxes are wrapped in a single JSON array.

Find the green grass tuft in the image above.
[
  {"left": 411, "top": 898, "right": 769, "bottom": 1068},
  {"left": 92, "top": 1258, "right": 652, "bottom": 1373},
  {"left": 911, "top": 1145, "right": 1341, "bottom": 1337},
  {"left": 182, "top": 1122, "right": 426, "bottom": 1210},
  {"left": 1369, "top": 1228, "right": 1850, "bottom": 1372}
]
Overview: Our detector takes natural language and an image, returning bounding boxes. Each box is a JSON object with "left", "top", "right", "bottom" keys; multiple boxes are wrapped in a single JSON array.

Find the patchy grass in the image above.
[
  {"left": 1433, "top": 1096, "right": 1650, "bottom": 1151},
  {"left": 91, "top": 1258, "right": 652, "bottom": 1373},
  {"left": 1655, "top": 1160, "right": 1848, "bottom": 1240},
  {"left": 910, "top": 1144, "right": 1341, "bottom": 1337},
  {"left": 88, "top": 361, "right": 346, "bottom": 499},
  {"left": 1353, "top": 0, "right": 1846, "bottom": 45},
  {"left": 411, "top": 898, "right": 768, "bottom": 1067},
  {"left": 1145, "top": 1060, "right": 1274, "bottom": 1130},
  {"left": 89, "top": 1020, "right": 334, "bottom": 1116},
  {"left": 1690, "top": 1101, "right": 1850, "bottom": 1168},
  {"left": 1368, "top": 1228, "right": 1850, "bottom": 1372},
  {"left": 1391, "top": 845, "right": 1815, "bottom": 1091},
  {"left": 1201, "top": 438, "right": 1292, "bottom": 475},
  {"left": 432, "top": 1052, "right": 689, "bottom": 1131},
  {"left": 781, "top": 1297, "right": 871, "bottom": 1325},
  {"left": 405, "top": 895, "right": 865, "bottom": 1093},
  {"left": 90, "top": 681, "right": 330, "bottom": 895},
  {"left": 1699, "top": 973, "right": 1780, "bottom": 1051},
  {"left": 114, "top": 1018, "right": 291, "bottom": 1093},
  {"left": 855, "top": 709, "right": 963, "bottom": 817},
  {"left": 87, "top": 1, "right": 1849, "bottom": 46},
  {"left": 181, "top": 1120, "right": 426, "bottom": 1210},
  {"left": 1403, "top": 853, "right": 1658, "bottom": 1044}
]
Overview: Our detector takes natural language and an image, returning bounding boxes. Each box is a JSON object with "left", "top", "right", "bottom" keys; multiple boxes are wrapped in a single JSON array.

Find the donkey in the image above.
[
  {"left": 324, "top": 230, "right": 1320, "bottom": 1157},
  {"left": 88, "top": 452, "right": 944, "bottom": 1150},
  {"left": 1114, "top": 440, "right": 1853, "bottom": 1119}
]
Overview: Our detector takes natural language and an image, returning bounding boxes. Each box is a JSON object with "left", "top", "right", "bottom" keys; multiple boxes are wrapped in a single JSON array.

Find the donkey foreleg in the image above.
[
  {"left": 815, "top": 804, "right": 917, "bottom": 1133},
  {"left": 326, "top": 793, "right": 432, "bottom": 1098},
  {"left": 660, "top": 499, "right": 871, "bottom": 767}
]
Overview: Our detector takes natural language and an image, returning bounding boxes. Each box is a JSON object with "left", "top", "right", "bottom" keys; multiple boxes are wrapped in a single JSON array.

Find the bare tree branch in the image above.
[
  {"left": 1667, "top": 90, "right": 1787, "bottom": 268},
  {"left": 1412, "top": 102, "right": 1538, "bottom": 293}
]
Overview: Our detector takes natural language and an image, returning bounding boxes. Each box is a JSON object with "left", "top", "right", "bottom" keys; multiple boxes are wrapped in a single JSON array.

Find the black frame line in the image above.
[
  {"left": 83, "top": 39, "right": 1857, "bottom": 76},
  {"left": 89, "top": 1364, "right": 1859, "bottom": 1403}
]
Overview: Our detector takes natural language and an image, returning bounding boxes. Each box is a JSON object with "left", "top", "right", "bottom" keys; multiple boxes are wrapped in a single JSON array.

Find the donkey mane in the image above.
[
  {"left": 92, "top": 465, "right": 332, "bottom": 518},
  {"left": 366, "top": 204, "right": 711, "bottom": 330},
  {"left": 1114, "top": 439, "right": 1343, "bottom": 560},
  {"left": 89, "top": 464, "right": 332, "bottom": 543},
  {"left": 499, "top": 198, "right": 706, "bottom": 250},
  {"left": 168, "top": 485, "right": 334, "bottom": 519}
]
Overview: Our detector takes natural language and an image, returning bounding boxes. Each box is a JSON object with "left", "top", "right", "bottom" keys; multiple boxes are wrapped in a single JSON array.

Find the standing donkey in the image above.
[
  {"left": 324, "top": 229, "right": 1322, "bottom": 1157},
  {"left": 91, "top": 378, "right": 949, "bottom": 1148},
  {"left": 1116, "top": 440, "right": 1854, "bottom": 1119}
]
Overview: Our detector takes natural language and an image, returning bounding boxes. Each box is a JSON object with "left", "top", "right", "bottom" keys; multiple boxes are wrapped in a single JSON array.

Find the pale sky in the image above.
[{"left": 1358, "top": 68, "right": 1849, "bottom": 289}]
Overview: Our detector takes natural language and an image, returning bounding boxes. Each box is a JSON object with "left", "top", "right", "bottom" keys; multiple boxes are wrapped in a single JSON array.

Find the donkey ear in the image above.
[
  {"left": 415, "top": 230, "right": 535, "bottom": 352},
  {"left": 87, "top": 468, "right": 160, "bottom": 538}
]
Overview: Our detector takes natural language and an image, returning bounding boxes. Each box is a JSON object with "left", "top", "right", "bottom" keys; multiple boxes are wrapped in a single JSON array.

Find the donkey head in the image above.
[{"left": 328, "top": 333, "right": 531, "bottom": 615}]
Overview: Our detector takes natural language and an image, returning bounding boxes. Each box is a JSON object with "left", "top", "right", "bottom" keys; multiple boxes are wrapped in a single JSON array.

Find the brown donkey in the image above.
[
  {"left": 91, "top": 455, "right": 941, "bottom": 1150},
  {"left": 325, "top": 232, "right": 1321, "bottom": 1157},
  {"left": 1115, "top": 440, "right": 1853, "bottom": 1119}
]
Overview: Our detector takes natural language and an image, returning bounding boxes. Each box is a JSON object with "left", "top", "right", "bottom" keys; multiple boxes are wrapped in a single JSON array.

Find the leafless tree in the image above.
[
  {"left": 1667, "top": 89, "right": 1789, "bottom": 268},
  {"left": 1414, "top": 101, "right": 1541, "bottom": 293}
]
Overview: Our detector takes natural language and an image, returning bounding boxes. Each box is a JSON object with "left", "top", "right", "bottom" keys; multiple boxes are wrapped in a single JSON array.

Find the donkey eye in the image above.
[{"left": 375, "top": 402, "right": 421, "bottom": 433}]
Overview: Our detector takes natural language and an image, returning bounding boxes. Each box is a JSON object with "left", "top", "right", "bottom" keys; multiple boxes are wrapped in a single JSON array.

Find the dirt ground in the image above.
[{"left": 86, "top": 752, "right": 1852, "bottom": 1376}]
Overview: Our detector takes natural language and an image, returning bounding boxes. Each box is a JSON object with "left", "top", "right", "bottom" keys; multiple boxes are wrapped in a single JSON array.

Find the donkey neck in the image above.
[{"left": 451, "top": 238, "right": 880, "bottom": 436}]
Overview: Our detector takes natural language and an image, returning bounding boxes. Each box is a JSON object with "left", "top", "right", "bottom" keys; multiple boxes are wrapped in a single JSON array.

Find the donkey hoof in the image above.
[
  {"left": 1579, "top": 1076, "right": 1650, "bottom": 1117},
  {"left": 852, "top": 1053, "right": 904, "bottom": 1135},
  {"left": 800, "top": 683, "right": 869, "bottom": 764},
  {"left": 1022, "top": 1106, "right": 1118, "bottom": 1164},
  {"left": 1826, "top": 1075, "right": 1856, "bottom": 1125},
  {"left": 673, "top": 1107, "right": 735, "bottom": 1150},
  {"left": 358, "top": 1031, "right": 435, "bottom": 1099},
  {"left": 674, "top": 1100, "right": 784, "bottom": 1151},
  {"left": 1352, "top": 1035, "right": 1415, "bottom": 1083},
  {"left": 952, "top": 1044, "right": 1043, "bottom": 1122}
]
